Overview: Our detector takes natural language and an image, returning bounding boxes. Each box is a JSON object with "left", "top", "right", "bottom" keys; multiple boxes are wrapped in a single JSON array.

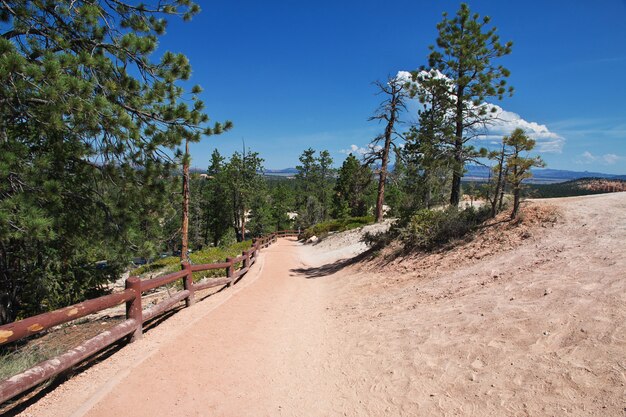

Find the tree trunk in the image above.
[
  {"left": 375, "top": 116, "right": 395, "bottom": 223},
  {"left": 450, "top": 169, "right": 461, "bottom": 207},
  {"left": 490, "top": 143, "right": 506, "bottom": 218},
  {"left": 424, "top": 171, "right": 432, "bottom": 209},
  {"left": 375, "top": 167, "right": 387, "bottom": 222},
  {"left": 181, "top": 140, "right": 190, "bottom": 262},
  {"left": 510, "top": 164, "right": 520, "bottom": 219},
  {"left": 498, "top": 166, "right": 509, "bottom": 211},
  {"left": 511, "top": 190, "right": 520, "bottom": 219},
  {"left": 450, "top": 84, "right": 465, "bottom": 207},
  {"left": 374, "top": 79, "right": 404, "bottom": 222},
  {"left": 241, "top": 208, "right": 246, "bottom": 241}
]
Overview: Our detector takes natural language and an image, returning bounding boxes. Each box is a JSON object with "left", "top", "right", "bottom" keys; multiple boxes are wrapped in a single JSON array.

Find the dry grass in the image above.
[
  {"left": 0, "top": 345, "right": 65, "bottom": 381},
  {"left": 363, "top": 202, "right": 562, "bottom": 276},
  {"left": 0, "top": 316, "right": 125, "bottom": 382}
]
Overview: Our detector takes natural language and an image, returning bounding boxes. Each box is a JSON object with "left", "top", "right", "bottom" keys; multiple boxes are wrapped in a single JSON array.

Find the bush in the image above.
[
  {"left": 130, "top": 256, "right": 180, "bottom": 276},
  {"left": 301, "top": 216, "right": 374, "bottom": 240},
  {"left": 131, "top": 240, "right": 253, "bottom": 281},
  {"left": 398, "top": 206, "right": 490, "bottom": 250}
]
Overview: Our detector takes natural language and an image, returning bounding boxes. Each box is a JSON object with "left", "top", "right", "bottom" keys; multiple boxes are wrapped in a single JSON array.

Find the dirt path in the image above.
[
  {"left": 18, "top": 238, "right": 339, "bottom": 417},
  {"left": 16, "top": 193, "right": 626, "bottom": 416}
]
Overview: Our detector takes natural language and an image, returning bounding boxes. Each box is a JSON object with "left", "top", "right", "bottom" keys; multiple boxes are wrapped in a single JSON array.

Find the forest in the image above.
[{"left": 1, "top": 1, "right": 545, "bottom": 323}]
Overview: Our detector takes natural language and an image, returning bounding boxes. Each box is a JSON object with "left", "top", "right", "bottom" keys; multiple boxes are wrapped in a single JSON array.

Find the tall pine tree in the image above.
[
  {"left": 0, "top": 1, "right": 230, "bottom": 322},
  {"left": 426, "top": 3, "right": 513, "bottom": 206}
]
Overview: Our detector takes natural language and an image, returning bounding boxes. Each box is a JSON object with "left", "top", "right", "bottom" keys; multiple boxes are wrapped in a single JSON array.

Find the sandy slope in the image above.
[
  {"left": 309, "top": 192, "right": 626, "bottom": 416},
  {"left": 15, "top": 192, "right": 626, "bottom": 416}
]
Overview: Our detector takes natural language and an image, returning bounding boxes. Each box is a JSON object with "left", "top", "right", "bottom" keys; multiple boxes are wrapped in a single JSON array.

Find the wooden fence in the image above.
[{"left": 0, "top": 230, "right": 299, "bottom": 404}]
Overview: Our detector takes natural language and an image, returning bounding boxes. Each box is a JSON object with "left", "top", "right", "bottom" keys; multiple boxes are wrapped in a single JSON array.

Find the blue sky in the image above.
[{"left": 160, "top": 0, "right": 626, "bottom": 174}]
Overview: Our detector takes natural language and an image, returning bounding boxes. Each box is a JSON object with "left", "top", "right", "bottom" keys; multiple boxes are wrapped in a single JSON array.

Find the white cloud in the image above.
[
  {"left": 576, "top": 151, "right": 623, "bottom": 165},
  {"left": 581, "top": 151, "right": 596, "bottom": 163},
  {"left": 340, "top": 143, "right": 382, "bottom": 156},
  {"left": 397, "top": 70, "right": 566, "bottom": 153},
  {"left": 481, "top": 104, "right": 566, "bottom": 153},
  {"left": 603, "top": 153, "right": 621, "bottom": 165},
  {"left": 395, "top": 70, "right": 413, "bottom": 83}
]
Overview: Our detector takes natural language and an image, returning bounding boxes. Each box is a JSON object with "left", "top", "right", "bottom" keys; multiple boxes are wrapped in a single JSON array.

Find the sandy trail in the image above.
[
  {"left": 19, "top": 238, "right": 338, "bottom": 417},
  {"left": 16, "top": 192, "right": 626, "bottom": 417}
]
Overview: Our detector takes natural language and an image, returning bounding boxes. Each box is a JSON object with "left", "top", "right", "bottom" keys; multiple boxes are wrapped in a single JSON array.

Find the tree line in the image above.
[
  {"left": 0, "top": 1, "right": 227, "bottom": 323},
  {"left": 0, "top": 1, "right": 543, "bottom": 324},
  {"left": 363, "top": 3, "right": 543, "bottom": 224}
]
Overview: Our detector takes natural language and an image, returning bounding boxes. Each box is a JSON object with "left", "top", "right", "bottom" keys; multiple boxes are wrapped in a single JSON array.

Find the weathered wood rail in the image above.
[{"left": 0, "top": 231, "right": 299, "bottom": 404}]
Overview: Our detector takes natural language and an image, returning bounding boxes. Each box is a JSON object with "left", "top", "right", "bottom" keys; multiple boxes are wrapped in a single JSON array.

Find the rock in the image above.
[{"left": 306, "top": 236, "right": 318, "bottom": 244}]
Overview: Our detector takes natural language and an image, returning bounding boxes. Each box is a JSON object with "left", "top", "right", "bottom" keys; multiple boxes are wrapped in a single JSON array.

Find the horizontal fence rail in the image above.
[
  {"left": 0, "top": 290, "right": 136, "bottom": 345},
  {"left": 0, "top": 230, "right": 300, "bottom": 405}
]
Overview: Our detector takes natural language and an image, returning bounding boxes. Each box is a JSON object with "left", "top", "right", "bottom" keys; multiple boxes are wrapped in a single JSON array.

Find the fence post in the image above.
[
  {"left": 226, "top": 257, "right": 234, "bottom": 286},
  {"left": 125, "top": 276, "right": 143, "bottom": 342},
  {"left": 243, "top": 250, "right": 250, "bottom": 270},
  {"left": 182, "top": 262, "right": 195, "bottom": 307}
]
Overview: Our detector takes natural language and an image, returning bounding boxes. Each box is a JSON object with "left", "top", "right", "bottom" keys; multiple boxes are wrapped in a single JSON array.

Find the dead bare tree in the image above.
[{"left": 366, "top": 76, "right": 408, "bottom": 222}]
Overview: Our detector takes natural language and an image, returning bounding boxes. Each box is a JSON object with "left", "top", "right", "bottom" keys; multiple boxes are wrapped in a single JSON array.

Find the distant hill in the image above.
[
  {"left": 264, "top": 168, "right": 299, "bottom": 177},
  {"left": 462, "top": 165, "right": 625, "bottom": 184},
  {"left": 189, "top": 167, "right": 298, "bottom": 178},
  {"left": 191, "top": 165, "right": 624, "bottom": 184},
  {"left": 261, "top": 166, "right": 626, "bottom": 183},
  {"left": 526, "top": 178, "right": 626, "bottom": 198}
]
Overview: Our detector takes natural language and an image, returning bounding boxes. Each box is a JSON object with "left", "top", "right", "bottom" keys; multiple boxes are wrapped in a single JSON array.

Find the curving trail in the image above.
[
  {"left": 19, "top": 238, "right": 341, "bottom": 417},
  {"left": 17, "top": 192, "right": 626, "bottom": 417}
]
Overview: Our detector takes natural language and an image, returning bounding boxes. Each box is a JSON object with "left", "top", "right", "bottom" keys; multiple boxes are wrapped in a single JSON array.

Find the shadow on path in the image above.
[{"left": 290, "top": 249, "right": 374, "bottom": 279}]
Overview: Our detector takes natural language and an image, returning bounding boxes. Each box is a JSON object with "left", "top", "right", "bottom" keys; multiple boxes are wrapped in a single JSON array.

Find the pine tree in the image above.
[
  {"left": 426, "top": 3, "right": 513, "bottom": 206},
  {"left": 317, "top": 150, "right": 334, "bottom": 220},
  {"left": 268, "top": 182, "right": 294, "bottom": 231},
  {"left": 486, "top": 142, "right": 508, "bottom": 218},
  {"left": 403, "top": 70, "right": 455, "bottom": 211},
  {"left": 504, "top": 129, "right": 545, "bottom": 219},
  {"left": 248, "top": 185, "right": 273, "bottom": 237},
  {"left": 0, "top": 1, "right": 231, "bottom": 322},
  {"left": 202, "top": 150, "right": 232, "bottom": 247},
  {"left": 295, "top": 148, "right": 318, "bottom": 213},
  {"left": 295, "top": 148, "right": 334, "bottom": 226},
  {"left": 224, "top": 150, "right": 264, "bottom": 241},
  {"left": 333, "top": 154, "right": 373, "bottom": 218}
]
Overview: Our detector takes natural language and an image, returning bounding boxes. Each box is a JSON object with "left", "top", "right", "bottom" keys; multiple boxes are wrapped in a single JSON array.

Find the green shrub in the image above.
[
  {"left": 398, "top": 206, "right": 490, "bottom": 250},
  {"left": 301, "top": 216, "right": 374, "bottom": 240},
  {"left": 130, "top": 256, "right": 180, "bottom": 276},
  {"left": 131, "top": 240, "right": 253, "bottom": 282},
  {"left": 189, "top": 241, "right": 251, "bottom": 281}
]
